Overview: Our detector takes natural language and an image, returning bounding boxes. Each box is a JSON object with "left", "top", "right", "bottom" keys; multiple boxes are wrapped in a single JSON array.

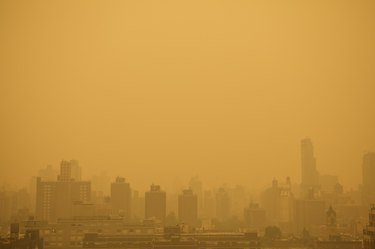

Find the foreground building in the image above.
[
  {"left": 82, "top": 229, "right": 260, "bottom": 249},
  {"left": 19, "top": 216, "right": 156, "bottom": 249},
  {"left": 0, "top": 223, "right": 44, "bottom": 249},
  {"left": 363, "top": 205, "right": 375, "bottom": 249}
]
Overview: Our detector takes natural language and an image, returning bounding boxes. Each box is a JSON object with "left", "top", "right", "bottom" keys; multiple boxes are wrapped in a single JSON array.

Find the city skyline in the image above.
[
  {"left": 18, "top": 139, "right": 375, "bottom": 205},
  {"left": 1, "top": 138, "right": 375, "bottom": 247},
  {"left": 0, "top": 138, "right": 372, "bottom": 192}
]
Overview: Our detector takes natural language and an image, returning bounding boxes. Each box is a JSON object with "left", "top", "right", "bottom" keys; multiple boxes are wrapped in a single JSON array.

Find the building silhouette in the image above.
[
  {"left": 362, "top": 152, "right": 375, "bottom": 206},
  {"left": 36, "top": 160, "right": 90, "bottom": 221},
  {"left": 145, "top": 184, "right": 166, "bottom": 222},
  {"left": 261, "top": 178, "right": 294, "bottom": 231},
  {"left": 189, "top": 177, "right": 203, "bottom": 218},
  {"left": 178, "top": 189, "right": 198, "bottom": 227},
  {"left": 200, "top": 190, "right": 214, "bottom": 221},
  {"left": 363, "top": 205, "right": 375, "bottom": 249},
  {"left": 215, "top": 188, "right": 231, "bottom": 222},
  {"left": 319, "top": 174, "right": 339, "bottom": 193},
  {"left": 244, "top": 203, "right": 266, "bottom": 230},
  {"left": 131, "top": 190, "right": 145, "bottom": 220},
  {"left": 362, "top": 152, "right": 375, "bottom": 191},
  {"left": 110, "top": 177, "right": 131, "bottom": 219},
  {"left": 58, "top": 160, "right": 81, "bottom": 182},
  {"left": 37, "top": 165, "right": 58, "bottom": 181},
  {"left": 279, "top": 177, "right": 294, "bottom": 232},
  {"left": 0, "top": 189, "right": 31, "bottom": 226},
  {"left": 301, "top": 138, "right": 320, "bottom": 196},
  {"left": 261, "top": 179, "right": 281, "bottom": 225},
  {"left": 326, "top": 205, "right": 336, "bottom": 227},
  {"left": 294, "top": 198, "right": 325, "bottom": 234}
]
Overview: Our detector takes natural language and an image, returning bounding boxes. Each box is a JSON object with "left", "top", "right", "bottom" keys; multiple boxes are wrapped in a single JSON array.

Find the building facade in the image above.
[
  {"left": 301, "top": 138, "right": 320, "bottom": 196},
  {"left": 36, "top": 161, "right": 90, "bottom": 222},
  {"left": 110, "top": 177, "right": 131, "bottom": 219},
  {"left": 145, "top": 185, "right": 166, "bottom": 222},
  {"left": 178, "top": 189, "right": 198, "bottom": 227}
]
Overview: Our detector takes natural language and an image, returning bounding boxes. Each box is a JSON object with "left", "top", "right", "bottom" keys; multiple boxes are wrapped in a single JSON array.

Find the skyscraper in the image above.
[
  {"left": 301, "top": 138, "right": 320, "bottom": 195},
  {"left": 178, "top": 189, "right": 198, "bottom": 227},
  {"left": 145, "top": 184, "right": 166, "bottom": 222},
  {"left": 110, "top": 177, "right": 131, "bottom": 219}
]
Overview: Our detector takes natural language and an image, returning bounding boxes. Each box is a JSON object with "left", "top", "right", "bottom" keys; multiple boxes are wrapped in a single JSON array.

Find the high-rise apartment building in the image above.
[
  {"left": 36, "top": 160, "right": 90, "bottom": 221},
  {"left": 145, "top": 184, "right": 166, "bottom": 222},
  {"left": 244, "top": 203, "right": 266, "bottom": 230},
  {"left": 178, "top": 189, "right": 198, "bottom": 227},
  {"left": 58, "top": 160, "right": 81, "bottom": 181},
  {"left": 294, "top": 199, "right": 325, "bottom": 234},
  {"left": 110, "top": 177, "right": 131, "bottom": 219}
]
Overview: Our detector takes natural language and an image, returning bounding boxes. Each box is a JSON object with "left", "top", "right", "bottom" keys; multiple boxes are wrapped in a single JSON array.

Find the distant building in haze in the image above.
[
  {"left": 36, "top": 160, "right": 90, "bottom": 222},
  {"left": 261, "top": 178, "right": 294, "bottom": 231},
  {"left": 189, "top": 176, "right": 203, "bottom": 217},
  {"left": 0, "top": 189, "right": 31, "bottom": 225},
  {"left": 215, "top": 188, "right": 231, "bottom": 222},
  {"left": 203, "top": 190, "right": 215, "bottom": 219},
  {"left": 37, "top": 165, "right": 58, "bottom": 181},
  {"left": 244, "top": 203, "right": 266, "bottom": 230},
  {"left": 326, "top": 205, "right": 336, "bottom": 227},
  {"left": 362, "top": 152, "right": 375, "bottom": 206},
  {"left": 319, "top": 174, "right": 339, "bottom": 193},
  {"left": 58, "top": 160, "right": 81, "bottom": 181},
  {"left": 178, "top": 189, "right": 198, "bottom": 227},
  {"left": 145, "top": 184, "right": 166, "bottom": 222},
  {"left": 29, "top": 165, "right": 58, "bottom": 214},
  {"left": 363, "top": 152, "right": 375, "bottom": 191},
  {"left": 91, "top": 171, "right": 111, "bottom": 196},
  {"left": 261, "top": 179, "right": 281, "bottom": 225},
  {"left": 131, "top": 190, "right": 145, "bottom": 220},
  {"left": 301, "top": 138, "right": 320, "bottom": 196},
  {"left": 294, "top": 198, "right": 325, "bottom": 235},
  {"left": 111, "top": 177, "right": 131, "bottom": 219}
]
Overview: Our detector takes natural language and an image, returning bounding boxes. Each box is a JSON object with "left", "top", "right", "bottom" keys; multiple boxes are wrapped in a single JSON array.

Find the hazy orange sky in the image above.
[{"left": 1, "top": 0, "right": 374, "bottom": 192}]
